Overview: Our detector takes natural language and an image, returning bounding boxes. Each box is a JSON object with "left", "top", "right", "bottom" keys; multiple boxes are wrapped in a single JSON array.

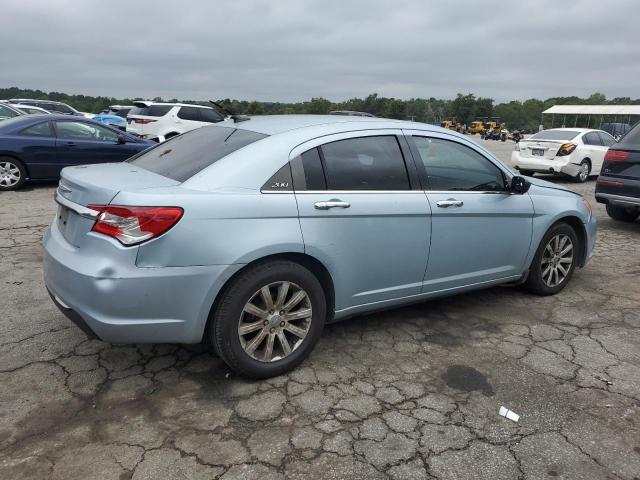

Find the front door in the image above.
[
  {"left": 405, "top": 131, "right": 534, "bottom": 292},
  {"left": 291, "top": 131, "right": 432, "bottom": 312}
]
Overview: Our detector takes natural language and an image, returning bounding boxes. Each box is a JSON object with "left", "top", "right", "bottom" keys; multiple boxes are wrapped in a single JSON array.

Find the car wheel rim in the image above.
[
  {"left": 541, "top": 234, "right": 573, "bottom": 288},
  {"left": 0, "top": 161, "right": 20, "bottom": 187},
  {"left": 579, "top": 163, "right": 589, "bottom": 181},
  {"left": 238, "top": 281, "right": 312, "bottom": 362}
]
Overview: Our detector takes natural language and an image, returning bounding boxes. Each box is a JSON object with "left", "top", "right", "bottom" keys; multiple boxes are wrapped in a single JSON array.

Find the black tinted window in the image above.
[
  {"left": 582, "top": 132, "right": 601, "bottom": 146},
  {"left": 45, "top": 103, "right": 74, "bottom": 114},
  {"left": 20, "top": 121, "right": 53, "bottom": 137},
  {"left": 320, "top": 136, "right": 409, "bottom": 190},
  {"left": 129, "top": 105, "right": 173, "bottom": 117},
  {"left": 291, "top": 147, "right": 327, "bottom": 190},
  {"left": 177, "top": 106, "right": 201, "bottom": 121},
  {"left": 411, "top": 137, "right": 506, "bottom": 191},
  {"left": 200, "top": 108, "right": 225, "bottom": 123},
  {"left": 128, "top": 126, "right": 267, "bottom": 182},
  {"left": 597, "top": 132, "right": 616, "bottom": 147},
  {"left": 616, "top": 123, "right": 640, "bottom": 150}
]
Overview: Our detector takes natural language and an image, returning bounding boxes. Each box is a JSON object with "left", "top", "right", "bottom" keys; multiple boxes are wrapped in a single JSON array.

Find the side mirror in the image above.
[
  {"left": 117, "top": 135, "right": 126, "bottom": 144},
  {"left": 510, "top": 175, "right": 530, "bottom": 194}
]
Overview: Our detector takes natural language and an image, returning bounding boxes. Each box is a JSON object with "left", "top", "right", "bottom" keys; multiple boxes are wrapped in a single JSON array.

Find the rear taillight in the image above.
[
  {"left": 133, "top": 118, "right": 157, "bottom": 124},
  {"left": 87, "top": 205, "right": 183, "bottom": 245},
  {"left": 557, "top": 143, "right": 577, "bottom": 156},
  {"left": 604, "top": 150, "right": 630, "bottom": 162}
]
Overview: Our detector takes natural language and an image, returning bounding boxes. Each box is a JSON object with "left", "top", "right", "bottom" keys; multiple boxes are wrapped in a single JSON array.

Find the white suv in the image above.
[{"left": 126, "top": 101, "right": 228, "bottom": 142}]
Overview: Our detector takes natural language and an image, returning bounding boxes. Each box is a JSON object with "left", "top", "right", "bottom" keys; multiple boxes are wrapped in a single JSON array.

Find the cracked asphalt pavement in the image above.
[{"left": 1, "top": 138, "right": 639, "bottom": 479}]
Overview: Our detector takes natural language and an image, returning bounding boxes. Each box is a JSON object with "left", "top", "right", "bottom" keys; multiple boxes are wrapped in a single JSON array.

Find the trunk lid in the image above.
[
  {"left": 518, "top": 139, "right": 565, "bottom": 160},
  {"left": 56, "top": 163, "right": 180, "bottom": 246}
]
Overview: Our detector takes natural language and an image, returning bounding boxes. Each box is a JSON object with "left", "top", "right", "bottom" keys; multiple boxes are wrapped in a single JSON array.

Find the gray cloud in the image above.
[{"left": 2, "top": 0, "right": 638, "bottom": 102}]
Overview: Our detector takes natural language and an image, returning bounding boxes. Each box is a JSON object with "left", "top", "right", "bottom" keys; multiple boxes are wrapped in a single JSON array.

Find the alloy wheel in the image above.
[
  {"left": 0, "top": 161, "right": 21, "bottom": 188},
  {"left": 541, "top": 234, "right": 573, "bottom": 287},
  {"left": 238, "top": 281, "right": 312, "bottom": 362},
  {"left": 578, "top": 162, "right": 589, "bottom": 182}
]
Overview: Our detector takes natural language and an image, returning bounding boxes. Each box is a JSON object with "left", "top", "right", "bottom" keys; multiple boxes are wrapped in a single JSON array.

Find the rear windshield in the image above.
[
  {"left": 530, "top": 130, "right": 579, "bottom": 141},
  {"left": 616, "top": 122, "right": 640, "bottom": 151},
  {"left": 129, "top": 105, "right": 173, "bottom": 117},
  {"left": 128, "top": 126, "right": 268, "bottom": 182}
]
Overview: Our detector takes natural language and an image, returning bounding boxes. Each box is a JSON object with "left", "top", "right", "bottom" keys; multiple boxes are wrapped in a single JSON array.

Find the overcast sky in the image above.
[{"left": 2, "top": 0, "right": 638, "bottom": 103}]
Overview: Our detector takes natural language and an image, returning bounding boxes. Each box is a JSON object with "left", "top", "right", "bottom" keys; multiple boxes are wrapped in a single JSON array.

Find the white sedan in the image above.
[{"left": 511, "top": 128, "right": 616, "bottom": 182}]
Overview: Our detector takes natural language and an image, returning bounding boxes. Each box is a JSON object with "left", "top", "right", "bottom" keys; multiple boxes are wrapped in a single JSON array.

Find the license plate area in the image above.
[{"left": 532, "top": 148, "right": 544, "bottom": 156}]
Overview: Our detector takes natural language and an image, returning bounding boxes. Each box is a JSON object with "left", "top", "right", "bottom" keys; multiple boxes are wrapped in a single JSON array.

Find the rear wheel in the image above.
[
  {"left": 606, "top": 204, "right": 639, "bottom": 222},
  {"left": 210, "top": 260, "right": 326, "bottom": 378},
  {"left": 523, "top": 223, "right": 579, "bottom": 296},
  {"left": 0, "top": 157, "right": 26, "bottom": 191},
  {"left": 575, "top": 159, "right": 591, "bottom": 183}
]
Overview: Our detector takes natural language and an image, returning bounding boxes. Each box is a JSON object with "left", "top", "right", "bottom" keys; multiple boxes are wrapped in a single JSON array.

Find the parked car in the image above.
[
  {"left": 0, "top": 115, "right": 154, "bottom": 190},
  {"left": 92, "top": 112, "right": 127, "bottom": 131},
  {"left": 102, "top": 105, "right": 134, "bottom": 117},
  {"left": 595, "top": 121, "right": 640, "bottom": 222},
  {"left": 43, "top": 115, "right": 596, "bottom": 378},
  {"left": 8, "top": 99, "right": 84, "bottom": 116},
  {"left": 0, "top": 103, "right": 25, "bottom": 121},
  {"left": 126, "top": 101, "right": 227, "bottom": 142},
  {"left": 13, "top": 104, "right": 51, "bottom": 115},
  {"left": 511, "top": 128, "right": 616, "bottom": 182},
  {"left": 601, "top": 122, "right": 631, "bottom": 141}
]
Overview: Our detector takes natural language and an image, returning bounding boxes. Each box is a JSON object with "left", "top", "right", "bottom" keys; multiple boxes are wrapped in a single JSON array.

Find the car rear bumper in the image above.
[
  {"left": 43, "top": 221, "right": 240, "bottom": 344},
  {"left": 595, "top": 176, "right": 640, "bottom": 207},
  {"left": 511, "top": 152, "right": 581, "bottom": 176}
]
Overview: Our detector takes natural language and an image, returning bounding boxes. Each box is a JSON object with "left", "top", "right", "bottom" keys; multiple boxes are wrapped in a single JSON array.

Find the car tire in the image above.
[
  {"left": 522, "top": 223, "right": 579, "bottom": 296},
  {"left": 606, "top": 204, "right": 639, "bottom": 222},
  {"left": 0, "top": 157, "right": 27, "bottom": 191},
  {"left": 574, "top": 159, "right": 591, "bottom": 183},
  {"left": 210, "top": 259, "right": 326, "bottom": 378}
]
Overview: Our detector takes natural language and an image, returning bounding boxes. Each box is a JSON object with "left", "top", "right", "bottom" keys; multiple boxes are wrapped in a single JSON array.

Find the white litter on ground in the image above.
[{"left": 499, "top": 406, "right": 520, "bottom": 422}]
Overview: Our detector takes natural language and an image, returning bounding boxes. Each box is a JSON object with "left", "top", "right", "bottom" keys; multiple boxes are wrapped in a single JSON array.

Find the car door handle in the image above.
[
  {"left": 314, "top": 199, "right": 351, "bottom": 210},
  {"left": 436, "top": 199, "right": 464, "bottom": 208}
]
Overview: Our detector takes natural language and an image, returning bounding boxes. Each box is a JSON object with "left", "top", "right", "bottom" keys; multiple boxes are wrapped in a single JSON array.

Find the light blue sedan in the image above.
[{"left": 43, "top": 116, "right": 596, "bottom": 378}]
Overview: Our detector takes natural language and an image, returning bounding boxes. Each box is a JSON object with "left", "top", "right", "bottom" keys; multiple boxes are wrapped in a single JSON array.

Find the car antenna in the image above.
[{"left": 209, "top": 100, "right": 250, "bottom": 123}]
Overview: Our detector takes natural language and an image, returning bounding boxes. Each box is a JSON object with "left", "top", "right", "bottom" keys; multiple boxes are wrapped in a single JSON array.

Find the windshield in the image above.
[
  {"left": 128, "top": 126, "right": 268, "bottom": 182},
  {"left": 530, "top": 130, "right": 579, "bottom": 141}
]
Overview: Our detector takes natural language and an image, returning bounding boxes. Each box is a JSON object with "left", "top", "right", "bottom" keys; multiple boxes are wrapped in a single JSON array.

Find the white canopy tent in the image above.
[{"left": 542, "top": 105, "right": 640, "bottom": 128}]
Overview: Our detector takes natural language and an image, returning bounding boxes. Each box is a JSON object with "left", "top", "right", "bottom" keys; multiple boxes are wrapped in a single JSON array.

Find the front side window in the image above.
[
  {"left": 20, "top": 121, "right": 53, "bottom": 137},
  {"left": 177, "top": 106, "right": 202, "bottom": 121},
  {"left": 55, "top": 121, "right": 119, "bottom": 142},
  {"left": 597, "top": 131, "right": 616, "bottom": 147},
  {"left": 411, "top": 136, "right": 506, "bottom": 191},
  {"left": 319, "top": 136, "right": 410, "bottom": 190},
  {"left": 199, "top": 108, "right": 225, "bottom": 123}
]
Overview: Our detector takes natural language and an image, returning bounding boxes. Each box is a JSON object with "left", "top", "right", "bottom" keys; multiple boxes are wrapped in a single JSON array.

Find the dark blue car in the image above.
[{"left": 0, "top": 115, "right": 154, "bottom": 190}]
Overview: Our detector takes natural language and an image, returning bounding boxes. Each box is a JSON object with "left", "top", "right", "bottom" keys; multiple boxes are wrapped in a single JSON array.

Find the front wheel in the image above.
[
  {"left": 523, "top": 223, "right": 579, "bottom": 296},
  {"left": 210, "top": 260, "right": 326, "bottom": 378},
  {"left": 606, "top": 204, "right": 639, "bottom": 222}
]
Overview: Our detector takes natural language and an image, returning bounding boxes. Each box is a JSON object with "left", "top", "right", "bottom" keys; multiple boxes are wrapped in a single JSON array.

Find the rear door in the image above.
[
  {"left": 175, "top": 106, "right": 207, "bottom": 133},
  {"left": 291, "top": 131, "right": 432, "bottom": 312},
  {"left": 405, "top": 131, "right": 534, "bottom": 292},
  {"left": 14, "top": 120, "right": 58, "bottom": 179}
]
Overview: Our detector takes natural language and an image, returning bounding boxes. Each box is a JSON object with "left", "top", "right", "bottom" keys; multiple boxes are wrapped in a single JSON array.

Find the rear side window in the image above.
[
  {"left": 20, "top": 121, "right": 53, "bottom": 137},
  {"left": 177, "top": 106, "right": 202, "bottom": 121},
  {"left": 200, "top": 108, "right": 225, "bottom": 123},
  {"left": 129, "top": 105, "right": 173, "bottom": 117},
  {"left": 128, "top": 126, "right": 268, "bottom": 182},
  {"left": 597, "top": 131, "right": 616, "bottom": 147},
  {"left": 320, "top": 136, "right": 410, "bottom": 190},
  {"left": 291, "top": 147, "right": 327, "bottom": 190},
  {"left": 0, "top": 105, "right": 20, "bottom": 119},
  {"left": 616, "top": 122, "right": 640, "bottom": 150}
]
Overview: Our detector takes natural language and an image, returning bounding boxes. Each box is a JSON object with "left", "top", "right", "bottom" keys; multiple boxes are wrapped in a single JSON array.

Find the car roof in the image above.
[
  {"left": 9, "top": 98, "right": 70, "bottom": 105},
  {"left": 132, "top": 101, "right": 214, "bottom": 108},
  {"left": 230, "top": 114, "right": 446, "bottom": 136},
  {"left": 540, "top": 128, "right": 597, "bottom": 133}
]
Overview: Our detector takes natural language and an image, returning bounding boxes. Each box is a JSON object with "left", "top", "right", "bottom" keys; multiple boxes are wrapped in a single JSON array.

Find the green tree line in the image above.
[{"left": 2, "top": 87, "right": 638, "bottom": 132}]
